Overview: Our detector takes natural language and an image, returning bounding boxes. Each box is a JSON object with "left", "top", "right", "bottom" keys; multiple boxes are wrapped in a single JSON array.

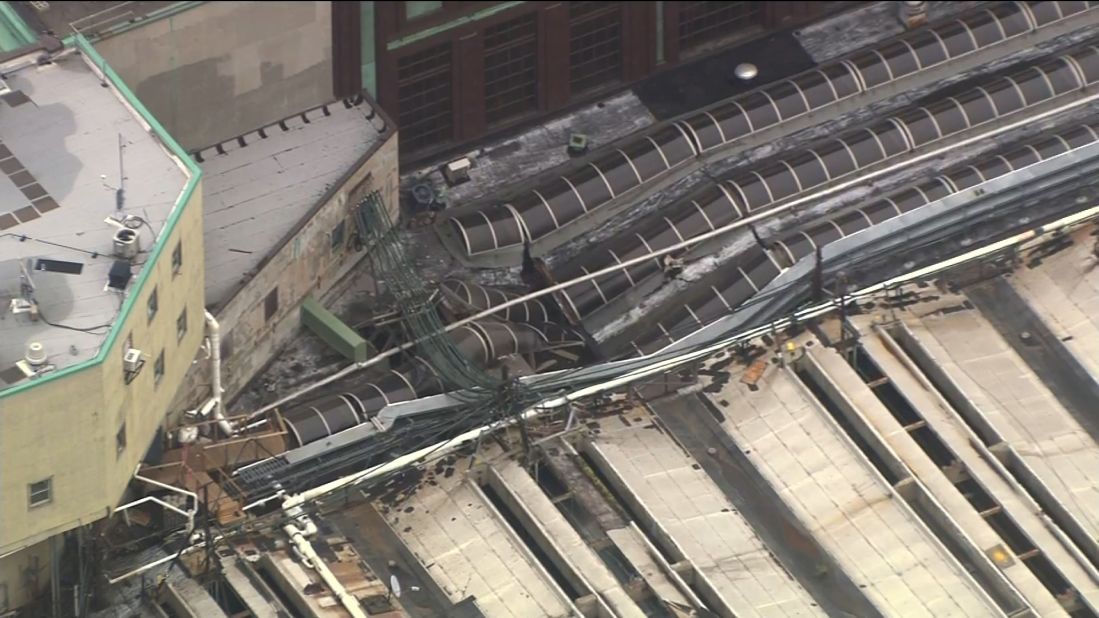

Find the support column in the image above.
[
  {"left": 539, "top": 3, "right": 570, "bottom": 111},
  {"left": 331, "top": 1, "right": 364, "bottom": 98},
  {"left": 455, "top": 31, "right": 486, "bottom": 141}
]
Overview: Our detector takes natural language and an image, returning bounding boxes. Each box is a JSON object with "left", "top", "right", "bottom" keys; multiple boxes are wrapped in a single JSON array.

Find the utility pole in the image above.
[
  {"left": 50, "top": 535, "right": 60, "bottom": 618},
  {"left": 76, "top": 526, "right": 86, "bottom": 618},
  {"left": 811, "top": 245, "right": 824, "bottom": 303}
]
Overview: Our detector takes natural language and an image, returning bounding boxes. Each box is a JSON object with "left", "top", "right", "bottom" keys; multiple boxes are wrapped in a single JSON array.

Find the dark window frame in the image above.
[
  {"left": 171, "top": 241, "right": 182, "bottom": 275},
  {"left": 177, "top": 307, "right": 188, "bottom": 342},
  {"left": 264, "top": 288, "right": 280, "bottom": 322},
  {"left": 331, "top": 220, "right": 347, "bottom": 252},
  {"left": 147, "top": 287, "right": 158, "bottom": 323},
  {"left": 28, "top": 477, "right": 51, "bottom": 508},
  {"left": 116, "top": 422, "right": 127, "bottom": 455}
]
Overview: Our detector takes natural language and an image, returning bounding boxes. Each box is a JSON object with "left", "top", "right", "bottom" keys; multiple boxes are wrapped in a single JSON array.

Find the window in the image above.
[
  {"left": 569, "top": 2, "right": 623, "bottom": 95},
  {"left": 171, "top": 242, "right": 182, "bottom": 275},
  {"left": 153, "top": 349, "right": 165, "bottom": 385},
  {"left": 147, "top": 287, "right": 158, "bottom": 323},
  {"left": 677, "top": 1, "right": 762, "bottom": 54},
  {"left": 264, "top": 288, "right": 279, "bottom": 322},
  {"left": 28, "top": 478, "right": 51, "bottom": 508},
  {"left": 177, "top": 308, "right": 188, "bottom": 342},
  {"left": 397, "top": 43, "right": 453, "bottom": 152},
  {"left": 331, "top": 220, "right": 346, "bottom": 252},
  {"left": 116, "top": 423, "right": 126, "bottom": 455},
  {"left": 484, "top": 13, "right": 539, "bottom": 124}
]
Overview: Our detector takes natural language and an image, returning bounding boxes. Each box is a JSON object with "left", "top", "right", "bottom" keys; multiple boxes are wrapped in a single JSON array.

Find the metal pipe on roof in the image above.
[
  {"left": 245, "top": 88, "right": 1099, "bottom": 420},
  {"left": 204, "top": 310, "right": 233, "bottom": 437},
  {"left": 283, "top": 519, "right": 367, "bottom": 618}
]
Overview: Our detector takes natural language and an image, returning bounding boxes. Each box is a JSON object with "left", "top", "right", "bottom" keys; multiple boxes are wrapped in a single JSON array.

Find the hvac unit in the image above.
[
  {"left": 123, "top": 349, "right": 143, "bottom": 373},
  {"left": 113, "top": 227, "right": 140, "bottom": 259}
]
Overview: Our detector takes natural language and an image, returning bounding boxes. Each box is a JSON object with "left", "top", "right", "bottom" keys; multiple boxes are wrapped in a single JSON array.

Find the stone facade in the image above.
[{"left": 170, "top": 127, "right": 399, "bottom": 418}]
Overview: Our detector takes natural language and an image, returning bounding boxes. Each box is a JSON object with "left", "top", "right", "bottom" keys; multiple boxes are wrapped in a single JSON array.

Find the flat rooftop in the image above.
[
  {"left": 0, "top": 48, "right": 189, "bottom": 388},
  {"left": 196, "top": 96, "right": 388, "bottom": 309}
]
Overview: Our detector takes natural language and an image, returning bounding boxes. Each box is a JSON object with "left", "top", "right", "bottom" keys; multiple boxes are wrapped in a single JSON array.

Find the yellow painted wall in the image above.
[
  {"left": 0, "top": 538, "right": 51, "bottom": 612},
  {"left": 101, "top": 183, "right": 206, "bottom": 504},
  {"left": 0, "top": 363, "right": 105, "bottom": 551},
  {"left": 0, "top": 185, "right": 205, "bottom": 563}
]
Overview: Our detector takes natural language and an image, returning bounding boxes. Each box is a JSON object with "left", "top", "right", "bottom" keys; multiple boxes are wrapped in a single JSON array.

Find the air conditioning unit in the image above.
[
  {"left": 123, "top": 349, "right": 143, "bottom": 373},
  {"left": 113, "top": 227, "right": 140, "bottom": 259}
]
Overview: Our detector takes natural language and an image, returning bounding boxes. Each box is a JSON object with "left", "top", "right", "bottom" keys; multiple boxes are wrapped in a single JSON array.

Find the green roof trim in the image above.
[
  {"left": 0, "top": 2, "right": 36, "bottom": 52},
  {"left": 0, "top": 34, "right": 201, "bottom": 399}
]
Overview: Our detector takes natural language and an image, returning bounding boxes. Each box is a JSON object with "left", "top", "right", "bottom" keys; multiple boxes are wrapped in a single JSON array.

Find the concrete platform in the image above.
[
  {"left": 587, "top": 407, "right": 822, "bottom": 617},
  {"left": 705, "top": 356, "right": 1002, "bottom": 617},
  {"left": 803, "top": 342, "right": 1060, "bottom": 617},
  {"left": 849, "top": 312, "right": 1099, "bottom": 614},
  {"left": 898, "top": 295, "right": 1099, "bottom": 549},
  {"left": 379, "top": 464, "right": 573, "bottom": 618},
  {"left": 1007, "top": 226, "right": 1099, "bottom": 392},
  {"left": 488, "top": 458, "right": 647, "bottom": 617}
]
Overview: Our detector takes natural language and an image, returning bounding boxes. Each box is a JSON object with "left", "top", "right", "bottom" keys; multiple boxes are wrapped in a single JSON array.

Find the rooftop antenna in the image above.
[
  {"left": 9, "top": 259, "right": 37, "bottom": 316},
  {"left": 115, "top": 133, "right": 125, "bottom": 211}
]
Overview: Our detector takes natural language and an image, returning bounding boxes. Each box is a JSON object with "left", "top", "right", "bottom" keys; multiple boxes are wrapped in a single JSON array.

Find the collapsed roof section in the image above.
[{"left": 630, "top": 119, "right": 1099, "bottom": 354}]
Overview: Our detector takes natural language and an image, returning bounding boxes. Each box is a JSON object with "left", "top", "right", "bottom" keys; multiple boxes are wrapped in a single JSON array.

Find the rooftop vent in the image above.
[
  {"left": 567, "top": 133, "right": 589, "bottom": 157},
  {"left": 24, "top": 342, "right": 46, "bottom": 367},
  {"left": 14, "top": 341, "right": 54, "bottom": 380},
  {"left": 734, "top": 63, "right": 758, "bottom": 81}
]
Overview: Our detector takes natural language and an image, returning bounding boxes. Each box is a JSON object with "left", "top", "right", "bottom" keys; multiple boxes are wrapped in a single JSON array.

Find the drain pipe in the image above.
[
  {"left": 283, "top": 515, "right": 366, "bottom": 618},
  {"left": 133, "top": 464, "right": 197, "bottom": 534},
  {"left": 204, "top": 310, "right": 234, "bottom": 438}
]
